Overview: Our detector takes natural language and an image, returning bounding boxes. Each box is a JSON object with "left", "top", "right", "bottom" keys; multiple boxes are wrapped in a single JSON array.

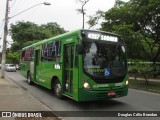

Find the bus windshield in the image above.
[{"left": 83, "top": 41, "right": 127, "bottom": 80}]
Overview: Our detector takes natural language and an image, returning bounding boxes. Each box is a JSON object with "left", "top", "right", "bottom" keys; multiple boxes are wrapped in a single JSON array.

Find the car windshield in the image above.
[
  {"left": 9, "top": 64, "right": 15, "bottom": 67},
  {"left": 83, "top": 41, "right": 127, "bottom": 79}
]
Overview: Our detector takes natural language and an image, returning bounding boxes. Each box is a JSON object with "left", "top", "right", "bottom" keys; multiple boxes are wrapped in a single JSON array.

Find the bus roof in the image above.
[{"left": 22, "top": 29, "right": 120, "bottom": 50}]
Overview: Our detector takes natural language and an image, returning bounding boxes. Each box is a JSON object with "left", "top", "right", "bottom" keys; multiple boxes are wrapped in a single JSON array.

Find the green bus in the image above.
[{"left": 20, "top": 29, "right": 128, "bottom": 101}]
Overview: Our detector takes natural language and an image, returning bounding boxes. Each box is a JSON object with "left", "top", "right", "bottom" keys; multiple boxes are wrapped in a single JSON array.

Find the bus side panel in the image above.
[
  {"left": 21, "top": 61, "right": 31, "bottom": 78},
  {"left": 39, "top": 62, "right": 62, "bottom": 89}
]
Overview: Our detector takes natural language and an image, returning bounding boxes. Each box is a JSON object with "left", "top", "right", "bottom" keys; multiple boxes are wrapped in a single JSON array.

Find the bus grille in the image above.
[{"left": 93, "top": 77, "right": 124, "bottom": 84}]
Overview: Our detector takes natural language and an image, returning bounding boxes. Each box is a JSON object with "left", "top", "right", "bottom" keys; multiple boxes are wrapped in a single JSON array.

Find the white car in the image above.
[{"left": 5, "top": 64, "right": 16, "bottom": 72}]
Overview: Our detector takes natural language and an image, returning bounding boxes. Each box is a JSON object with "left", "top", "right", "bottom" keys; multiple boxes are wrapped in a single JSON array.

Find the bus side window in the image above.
[
  {"left": 41, "top": 56, "right": 48, "bottom": 62},
  {"left": 22, "top": 51, "right": 25, "bottom": 61},
  {"left": 71, "top": 45, "right": 74, "bottom": 68},
  {"left": 41, "top": 40, "right": 61, "bottom": 62},
  {"left": 35, "top": 50, "right": 40, "bottom": 65}
]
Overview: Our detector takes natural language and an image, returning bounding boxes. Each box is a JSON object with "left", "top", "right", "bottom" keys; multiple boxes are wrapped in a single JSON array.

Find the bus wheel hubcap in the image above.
[
  {"left": 28, "top": 78, "right": 30, "bottom": 82},
  {"left": 28, "top": 76, "right": 30, "bottom": 83},
  {"left": 56, "top": 83, "right": 61, "bottom": 95}
]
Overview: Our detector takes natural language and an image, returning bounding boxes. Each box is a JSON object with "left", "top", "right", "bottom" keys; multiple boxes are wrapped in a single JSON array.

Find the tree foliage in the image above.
[
  {"left": 100, "top": 0, "right": 160, "bottom": 62},
  {"left": 7, "top": 21, "right": 66, "bottom": 63},
  {"left": 87, "top": 10, "right": 105, "bottom": 29},
  {"left": 9, "top": 21, "right": 66, "bottom": 51},
  {"left": 6, "top": 51, "right": 19, "bottom": 64}
]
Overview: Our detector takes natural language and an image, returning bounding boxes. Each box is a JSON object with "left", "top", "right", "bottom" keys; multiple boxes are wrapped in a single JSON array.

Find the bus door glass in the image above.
[
  {"left": 64, "top": 44, "right": 76, "bottom": 96},
  {"left": 35, "top": 49, "right": 41, "bottom": 82}
]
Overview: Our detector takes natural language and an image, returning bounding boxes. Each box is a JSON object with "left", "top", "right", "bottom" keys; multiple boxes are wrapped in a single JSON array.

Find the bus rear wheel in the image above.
[
  {"left": 27, "top": 72, "right": 33, "bottom": 85},
  {"left": 54, "top": 79, "right": 63, "bottom": 99}
]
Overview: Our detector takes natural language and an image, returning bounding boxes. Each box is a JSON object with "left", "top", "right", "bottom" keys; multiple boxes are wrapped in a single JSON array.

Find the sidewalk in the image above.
[
  {"left": 129, "top": 77, "right": 160, "bottom": 82},
  {"left": 0, "top": 77, "right": 59, "bottom": 119}
]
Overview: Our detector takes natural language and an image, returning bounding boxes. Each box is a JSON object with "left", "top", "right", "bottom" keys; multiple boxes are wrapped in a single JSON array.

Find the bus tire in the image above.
[
  {"left": 27, "top": 72, "right": 34, "bottom": 85},
  {"left": 54, "top": 79, "right": 63, "bottom": 99}
]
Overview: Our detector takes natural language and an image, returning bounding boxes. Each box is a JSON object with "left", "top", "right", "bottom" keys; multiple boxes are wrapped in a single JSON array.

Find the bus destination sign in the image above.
[{"left": 87, "top": 33, "right": 118, "bottom": 42}]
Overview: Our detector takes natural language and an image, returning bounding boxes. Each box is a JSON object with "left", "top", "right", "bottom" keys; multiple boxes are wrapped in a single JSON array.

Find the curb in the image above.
[{"left": 5, "top": 76, "right": 63, "bottom": 120}]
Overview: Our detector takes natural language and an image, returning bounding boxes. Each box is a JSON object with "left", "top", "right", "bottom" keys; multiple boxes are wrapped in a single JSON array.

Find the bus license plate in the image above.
[{"left": 108, "top": 91, "right": 115, "bottom": 96}]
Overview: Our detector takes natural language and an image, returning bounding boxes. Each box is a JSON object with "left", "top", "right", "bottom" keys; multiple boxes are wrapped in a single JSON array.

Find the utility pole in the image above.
[
  {"left": 1, "top": 0, "right": 9, "bottom": 78},
  {"left": 82, "top": 0, "right": 89, "bottom": 29},
  {"left": 0, "top": 1, "right": 50, "bottom": 78}
]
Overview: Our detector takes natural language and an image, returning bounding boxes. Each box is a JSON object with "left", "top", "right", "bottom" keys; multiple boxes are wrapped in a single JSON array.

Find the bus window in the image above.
[
  {"left": 35, "top": 50, "right": 40, "bottom": 65},
  {"left": 22, "top": 47, "right": 34, "bottom": 61},
  {"left": 41, "top": 40, "right": 61, "bottom": 62}
]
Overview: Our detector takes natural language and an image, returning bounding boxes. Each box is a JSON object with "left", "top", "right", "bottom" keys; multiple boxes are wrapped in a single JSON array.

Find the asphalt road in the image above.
[{"left": 5, "top": 71, "right": 160, "bottom": 120}]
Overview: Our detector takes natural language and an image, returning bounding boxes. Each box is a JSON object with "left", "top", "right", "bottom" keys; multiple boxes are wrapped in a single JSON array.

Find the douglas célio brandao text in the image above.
[{"left": 118, "top": 112, "right": 158, "bottom": 117}]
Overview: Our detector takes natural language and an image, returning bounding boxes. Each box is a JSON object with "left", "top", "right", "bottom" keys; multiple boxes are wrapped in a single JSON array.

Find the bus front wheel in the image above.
[
  {"left": 54, "top": 79, "right": 63, "bottom": 99},
  {"left": 27, "top": 72, "right": 33, "bottom": 85}
]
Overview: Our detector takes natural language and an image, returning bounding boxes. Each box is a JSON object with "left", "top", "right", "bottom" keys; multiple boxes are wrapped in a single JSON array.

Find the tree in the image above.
[
  {"left": 133, "top": 0, "right": 160, "bottom": 63},
  {"left": 40, "top": 22, "right": 66, "bottom": 36},
  {"left": 101, "top": 0, "right": 160, "bottom": 62},
  {"left": 6, "top": 51, "right": 20, "bottom": 64},
  {"left": 10, "top": 21, "right": 40, "bottom": 43},
  {"left": 87, "top": 10, "right": 105, "bottom": 29},
  {"left": 9, "top": 21, "right": 66, "bottom": 51}
]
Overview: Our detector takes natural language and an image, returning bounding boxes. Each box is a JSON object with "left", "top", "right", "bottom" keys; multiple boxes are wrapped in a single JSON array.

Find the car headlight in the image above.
[
  {"left": 126, "top": 80, "right": 129, "bottom": 85},
  {"left": 83, "top": 80, "right": 91, "bottom": 89}
]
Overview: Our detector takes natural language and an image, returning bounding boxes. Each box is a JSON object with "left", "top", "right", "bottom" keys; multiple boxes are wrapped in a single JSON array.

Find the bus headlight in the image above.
[
  {"left": 126, "top": 80, "right": 129, "bottom": 85},
  {"left": 83, "top": 81, "right": 91, "bottom": 89}
]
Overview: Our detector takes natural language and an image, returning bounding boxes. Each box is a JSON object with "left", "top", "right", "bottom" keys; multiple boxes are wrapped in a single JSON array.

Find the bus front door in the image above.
[
  {"left": 34, "top": 49, "right": 41, "bottom": 83},
  {"left": 64, "top": 44, "right": 78, "bottom": 98}
]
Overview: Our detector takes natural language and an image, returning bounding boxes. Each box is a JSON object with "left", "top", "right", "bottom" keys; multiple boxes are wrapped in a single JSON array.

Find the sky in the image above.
[{"left": 0, "top": 0, "right": 129, "bottom": 51}]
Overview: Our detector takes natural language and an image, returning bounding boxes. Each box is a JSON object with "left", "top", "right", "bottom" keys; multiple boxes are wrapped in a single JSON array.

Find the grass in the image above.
[{"left": 129, "top": 79, "right": 160, "bottom": 94}]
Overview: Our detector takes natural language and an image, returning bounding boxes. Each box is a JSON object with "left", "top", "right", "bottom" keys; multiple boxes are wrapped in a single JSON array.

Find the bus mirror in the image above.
[{"left": 76, "top": 44, "right": 83, "bottom": 54}]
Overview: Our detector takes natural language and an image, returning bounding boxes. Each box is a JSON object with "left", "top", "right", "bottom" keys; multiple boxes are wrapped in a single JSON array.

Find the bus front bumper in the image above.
[{"left": 78, "top": 86, "right": 128, "bottom": 101}]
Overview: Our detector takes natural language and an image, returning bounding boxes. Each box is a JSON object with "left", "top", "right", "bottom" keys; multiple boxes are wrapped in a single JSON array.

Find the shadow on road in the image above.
[
  {"left": 68, "top": 99, "right": 126, "bottom": 110},
  {"left": 23, "top": 80, "right": 127, "bottom": 111},
  {"left": 7, "top": 72, "right": 127, "bottom": 111}
]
